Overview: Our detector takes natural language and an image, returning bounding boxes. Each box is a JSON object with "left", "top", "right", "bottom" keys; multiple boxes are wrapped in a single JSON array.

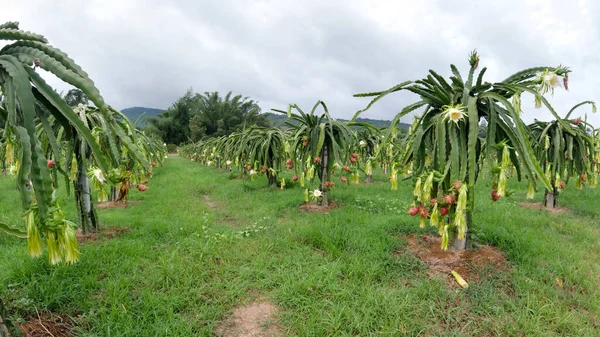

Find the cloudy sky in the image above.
[{"left": 3, "top": 0, "right": 599, "bottom": 125}]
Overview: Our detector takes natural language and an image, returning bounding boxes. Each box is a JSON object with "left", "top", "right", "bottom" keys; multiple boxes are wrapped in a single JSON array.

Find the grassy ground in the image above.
[{"left": 1, "top": 155, "right": 600, "bottom": 336}]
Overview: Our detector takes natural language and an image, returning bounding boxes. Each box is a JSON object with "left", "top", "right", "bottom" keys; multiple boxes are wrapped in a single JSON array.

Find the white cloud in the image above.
[{"left": 1, "top": 0, "right": 598, "bottom": 125}]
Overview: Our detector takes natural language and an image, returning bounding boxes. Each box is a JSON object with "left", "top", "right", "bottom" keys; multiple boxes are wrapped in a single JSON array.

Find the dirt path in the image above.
[{"left": 215, "top": 300, "right": 282, "bottom": 337}]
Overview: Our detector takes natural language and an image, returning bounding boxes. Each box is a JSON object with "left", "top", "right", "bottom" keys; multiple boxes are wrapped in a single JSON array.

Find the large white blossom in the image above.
[
  {"left": 93, "top": 169, "right": 106, "bottom": 183},
  {"left": 537, "top": 69, "right": 563, "bottom": 95},
  {"left": 442, "top": 104, "right": 467, "bottom": 125}
]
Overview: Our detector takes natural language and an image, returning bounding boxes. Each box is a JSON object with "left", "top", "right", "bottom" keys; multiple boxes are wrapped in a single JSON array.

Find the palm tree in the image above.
[
  {"left": 146, "top": 90, "right": 195, "bottom": 144},
  {"left": 196, "top": 91, "right": 269, "bottom": 137}
]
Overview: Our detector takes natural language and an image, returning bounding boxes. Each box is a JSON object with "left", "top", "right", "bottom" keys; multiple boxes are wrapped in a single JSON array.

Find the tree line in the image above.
[{"left": 145, "top": 90, "right": 270, "bottom": 145}]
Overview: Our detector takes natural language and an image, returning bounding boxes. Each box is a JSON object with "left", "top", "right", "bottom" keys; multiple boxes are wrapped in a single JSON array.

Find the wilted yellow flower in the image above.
[
  {"left": 527, "top": 182, "right": 535, "bottom": 200},
  {"left": 512, "top": 92, "right": 522, "bottom": 114},
  {"left": 501, "top": 145, "right": 511, "bottom": 169},
  {"left": 422, "top": 173, "right": 434, "bottom": 204},
  {"left": 413, "top": 177, "right": 422, "bottom": 201},
  {"left": 25, "top": 208, "right": 42, "bottom": 258},
  {"left": 352, "top": 172, "right": 361, "bottom": 184},
  {"left": 387, "top": 144, "right": 394, "bottom": 158},
  {"left": 365, "top": 160, "right": 373, "bottom": 176},
  {"left": 441, "top": 225, "right": 449, "bottom": 251},
  {"left": 390, "top": 166, "right": 398, "bottom": 191},
  {"left": 453, "top": 212, "right": 467, "bottom": 240},
  {"left": 451, "top": 270, "right": 469, "bottom": 289},
  {"left": 61, "top": 221, "right": 80, "bottom": 264},
  {"left": 589, "top": 175, "right": 597, "bottom": 188},
  {"left": 497, "top": 146, "right": 511, "bottom": 197},
  {"left": 430, "top": 203, "right": 440, "bottom": 228},
  {"left": 535, "top": 94, "right": 543, "bottom": 109},
  {"left": 545, "top": 165, "right": 552, "bottom": 184},
  {"left": 454, "top": 184, "right": 468, "bottom": 239},
  {"left": 307, "top": 165, "right": 315, "bottom": 180},
  {"left": 5, "top": 141, "right": 14, "bottom": 165},
  {"left": 497, "top": 170, "right": 507, "bottom": 197},
  {"left": 46, "top": 232, "right": 63, "bottom": 265}
]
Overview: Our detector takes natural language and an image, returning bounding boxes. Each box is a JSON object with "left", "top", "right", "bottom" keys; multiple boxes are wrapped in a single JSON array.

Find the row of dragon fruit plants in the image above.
[{"left": 179, "top": 51, "right": 599, "bottom": 252}]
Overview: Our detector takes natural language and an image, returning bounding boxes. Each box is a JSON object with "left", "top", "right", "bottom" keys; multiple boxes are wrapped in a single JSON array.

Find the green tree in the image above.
[
  {"left": 189, "top": 114, "right": 207, "bottom": 141},
  {"left": 147, "top": 90, "right": 269, "bottom": 144},
  {"left": 195, "top": 91, "right": 269, "bottom": 137},
  {"left": 63, "top": 88, "right": 88, "bottom": 107},
  {"left": 146, "top": 90, "right": 195, "bottom": 144}
]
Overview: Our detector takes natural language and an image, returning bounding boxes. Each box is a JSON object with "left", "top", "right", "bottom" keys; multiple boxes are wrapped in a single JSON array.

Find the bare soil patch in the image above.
[
  {"left": 16, "top": 312, "right": 76, "bottom": 337},
  {"left": 219, "top": 215, "right": 250, "bottom": 228},
  {"left": 96, "top": 200, "right": 142, "bottom": 209},
  {"left": 215, "top": 300, "right": 281, "bottom": 337},
  {"left": 203, "top": 195, "right": 250, "bottom": 227},
  {"left": 76, "top": 227, "right": 131, "bottom": 243},
  {"left": 203, "top": 194, "right": 221, "bottom": 210},
  {"left": 299, "top": 200, "right": 338, "bottom": 214},
  {"left": 520, "top": 202, "right": 570, "bottom": 215},
  {"left": 403, "top": 234, "right": 509, "bottom": 287}
]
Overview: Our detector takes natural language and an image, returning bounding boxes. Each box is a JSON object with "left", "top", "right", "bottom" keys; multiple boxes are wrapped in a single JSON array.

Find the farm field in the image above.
[{"left": 2, "top": 155, "right": 600, "bottom": 336}]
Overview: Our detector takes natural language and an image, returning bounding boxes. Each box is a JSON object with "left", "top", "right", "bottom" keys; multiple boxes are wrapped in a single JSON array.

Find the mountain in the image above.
[
  {"left": 263, "top": 112, "right": 410, "bottom": 130},
  {"left": 120, "top": 107, "right": 410, "bottom": 131},
  {"left": 121, "top": 107, "right": 165, "bottom": 126}
]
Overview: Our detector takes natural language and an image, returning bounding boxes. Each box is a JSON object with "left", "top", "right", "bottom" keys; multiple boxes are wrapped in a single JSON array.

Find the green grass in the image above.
[{"left": 1, "top": 155, "right": 600, "bottom": 336}]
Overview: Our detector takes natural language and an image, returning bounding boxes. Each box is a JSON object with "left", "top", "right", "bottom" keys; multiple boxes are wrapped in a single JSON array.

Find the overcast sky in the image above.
[{"left": 3, "top": 0, "right": 599, "bottom": 125}]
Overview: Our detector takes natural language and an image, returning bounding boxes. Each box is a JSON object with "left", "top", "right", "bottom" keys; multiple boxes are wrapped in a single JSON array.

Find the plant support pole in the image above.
[{"left": 319, "top": 143, "right": 329, "bottom": 206}]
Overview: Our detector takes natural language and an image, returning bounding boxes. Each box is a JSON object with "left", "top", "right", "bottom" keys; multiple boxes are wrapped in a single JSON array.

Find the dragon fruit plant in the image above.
[
  {"left": 528, "top": 101, "right": 597, "bottom": 208},
  {"left": 355, "top": 50, "right": 570, "bottom": 250},
  {"left": 273, "top": 101, "right": 356, "bottom": 206}
]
